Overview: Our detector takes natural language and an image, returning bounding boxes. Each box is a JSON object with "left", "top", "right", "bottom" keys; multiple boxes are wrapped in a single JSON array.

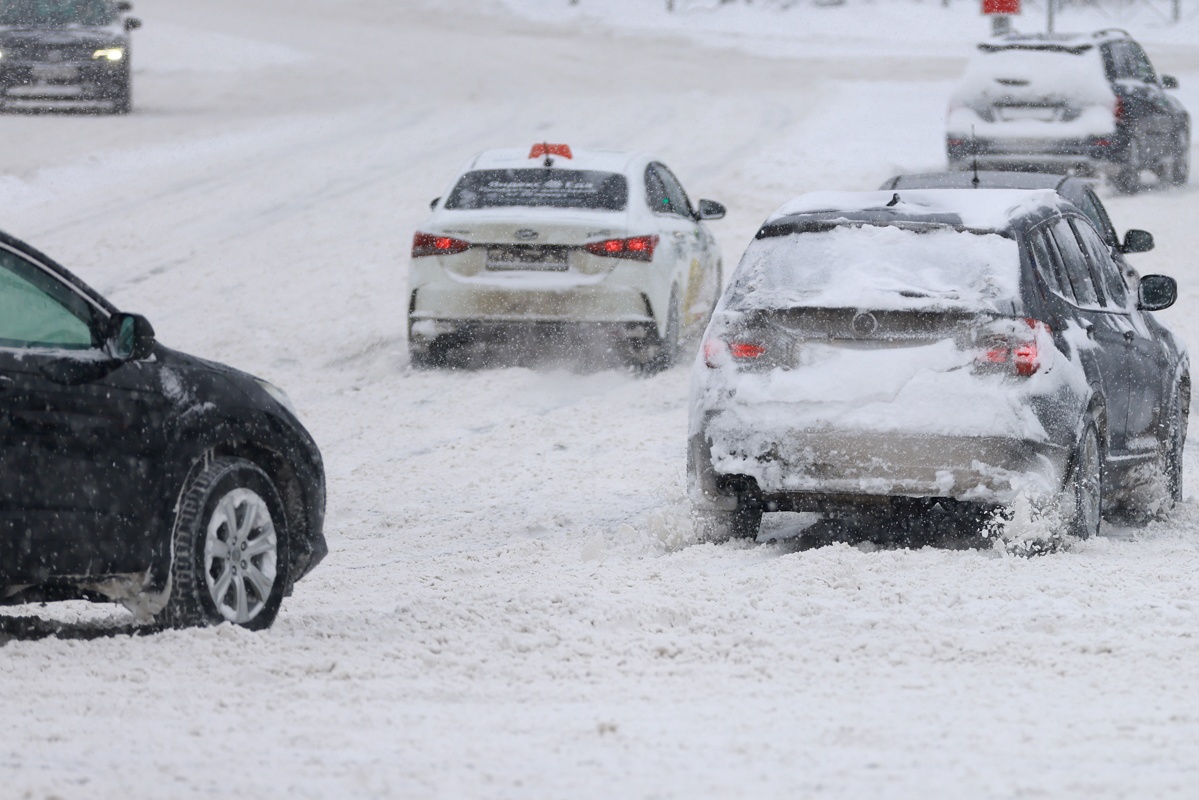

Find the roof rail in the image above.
[{"left": 1093, "top": 28, "right": 1131, "bottom": 39}]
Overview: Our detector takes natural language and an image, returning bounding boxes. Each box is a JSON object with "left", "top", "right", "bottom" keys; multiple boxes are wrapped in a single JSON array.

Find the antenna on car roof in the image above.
[{"left": 971, "top": 125, "right": 981, "bottom": 188}]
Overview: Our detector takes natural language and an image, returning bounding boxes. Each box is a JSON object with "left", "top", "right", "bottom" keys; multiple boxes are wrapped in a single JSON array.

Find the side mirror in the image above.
[
  {"left": 1162, "top": 75, "right": 1179, "bottom": 90},
  {"left": 1121, "top": 229, "right": 1154, "bottom": 254},
  {"left": 116, "top": 1, "right": 132, "bottom": 10},
  {"left": 1138, "top": 274, "right": 1177, "bottom": 312},
  {"left": 696, "top": 199, "right": 726, "bottom": 221},
  {"left": 112, "top": 313, "right": 156, "bottom": 360},
  {"left": 429, "top": 197, "right": 440, "bottom": 210},
  {"left": 124, "top": 17, "right": 141, "bottom": 31}
]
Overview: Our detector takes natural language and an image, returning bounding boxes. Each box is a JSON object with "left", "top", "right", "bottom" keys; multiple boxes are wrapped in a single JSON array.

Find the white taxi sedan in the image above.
[{"left": 407, "top": 144, "right": 726, "bottom": 370}]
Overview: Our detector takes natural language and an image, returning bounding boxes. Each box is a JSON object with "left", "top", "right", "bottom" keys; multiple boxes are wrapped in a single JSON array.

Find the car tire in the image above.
[
  {"left": 108, "top": 75, "right": 132, "bottom": 114},
  {"left": 640, "top": 292, "right": 680, "bottom": 374},
  {"left": 1066, "top": 421, "right": 1102, "bottom": 539},
  {"left": 1167, "top": 131, "right": 1190, "bottom": 187},
  {"left": 696, "top": 505, "right": 762, "bottom": 543},
  {"left": 1163, "top": 391, "right": 1187, "bottom": 506},
  {"left": 157, "top": 457, "right": 289, "bottom": 630},
  {"left": 1113, "top": 137, "right": 1142, "bottom": 194}
]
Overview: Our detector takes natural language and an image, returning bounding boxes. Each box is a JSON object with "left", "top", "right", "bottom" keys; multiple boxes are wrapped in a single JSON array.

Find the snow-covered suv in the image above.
[
  {"left": 690, "top": 189, "right": 1188, "bottom": 545},
  {"left": 946, "top": 30, "right": 1190, "bottom": 193},
  {"left": 408, "top": 144, "right": 726, "bottom": 371}
]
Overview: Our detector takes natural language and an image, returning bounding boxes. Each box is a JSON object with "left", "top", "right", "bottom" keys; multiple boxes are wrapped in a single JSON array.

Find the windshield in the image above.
[
  {"left": 728, "top": 224, "right": 1020, "bottom": 313},
  {"left": 445, "top": 169, "right": 628, "bottom": 211},
  {"left": 0, "top": 0, "right": 117, "bottom": 26}
]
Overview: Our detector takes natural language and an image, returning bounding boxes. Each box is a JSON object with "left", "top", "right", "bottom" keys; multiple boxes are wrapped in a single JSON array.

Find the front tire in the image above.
[
  {"left": 1167, "top": 131, "right": 1190, "bottom": 187},
  {"left": 157, "top": 457, "right": 289, "bottom": 630},
  {"left": 1113, "top": 137, "right": 1143, "bottom": 194}
]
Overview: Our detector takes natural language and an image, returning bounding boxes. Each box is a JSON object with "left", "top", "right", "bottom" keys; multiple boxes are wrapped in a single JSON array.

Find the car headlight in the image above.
[
  {"left": 92, "top": 48, "right": 124, "bottom": 61},
  {"left": 255, "top": 379, "right": 300, "bottom": 419}
]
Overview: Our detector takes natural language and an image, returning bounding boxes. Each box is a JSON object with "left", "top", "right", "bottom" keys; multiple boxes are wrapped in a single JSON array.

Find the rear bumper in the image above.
[
  {"left": 947, "top": 135, "right": 1125, "bottom": 175},
  {"left": 0, "top": 63, "right": 127, "bottom": 103},
  {"left": 409, "top": 282, "right": 654, "bottom": 327},
  {"left": 690, "top": 425, "right": 1069, "bottom": 512}
]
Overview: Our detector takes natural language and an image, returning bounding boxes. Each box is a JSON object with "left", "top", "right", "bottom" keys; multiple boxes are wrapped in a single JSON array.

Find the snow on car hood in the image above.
[{"left": 726, "top": 223, "right": 1021, "bottom": 314}]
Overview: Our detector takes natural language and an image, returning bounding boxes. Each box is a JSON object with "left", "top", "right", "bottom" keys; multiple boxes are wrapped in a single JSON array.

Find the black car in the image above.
[
  {"left": 0, "top": 0, "right": 141, "bottom": 114},
  {"left": 0, "top": 231, "right": 326, "bottom": 629},
  {"left": 690, "top": 189, "right": 1188, "bottom": 546},
  {"left": 880, "top": 171, "right": 1156, "bottom": 268},
  {"left": 946, "top": 30, "right": 1189, "bottom": 193}
]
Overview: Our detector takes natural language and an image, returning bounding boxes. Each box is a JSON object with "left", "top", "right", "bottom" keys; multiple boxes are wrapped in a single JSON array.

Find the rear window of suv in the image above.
[
  {"left": 445, "top": 169, "right": 628, "bottom": 211},
  {"left": 729, "top": 223, "right": 1020, "bottom": 313}
]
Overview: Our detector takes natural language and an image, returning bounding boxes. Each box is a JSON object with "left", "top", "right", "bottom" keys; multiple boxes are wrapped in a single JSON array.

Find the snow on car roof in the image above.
[
  {"left": 766, "top": 189, "right": 1063, "bottom": 231},
  {"left": 468, "top": 147, "right": 643, "bottom": 174}
]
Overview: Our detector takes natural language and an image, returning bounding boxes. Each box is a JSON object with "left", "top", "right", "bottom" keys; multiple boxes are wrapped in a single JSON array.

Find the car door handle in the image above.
[{"left": 0, "top": 375, "right": 13, "bottom": 391}]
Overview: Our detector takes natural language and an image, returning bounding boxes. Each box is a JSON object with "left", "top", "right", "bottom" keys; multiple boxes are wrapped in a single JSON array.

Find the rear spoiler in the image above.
[{"left": 978, "top": 42, "right": 1093, "bottom": 55}]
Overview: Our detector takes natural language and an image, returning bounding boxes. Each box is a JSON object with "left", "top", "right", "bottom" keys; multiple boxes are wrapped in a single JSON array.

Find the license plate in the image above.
[
  {"left": 996, "top": 105, "right": 1058, "bottom": 123},
  {"left": 486, "top": 246, "right": 569, "bottom": 271},
  {"left": 31, "top": 65, "right": 79, "bottom": 81}
]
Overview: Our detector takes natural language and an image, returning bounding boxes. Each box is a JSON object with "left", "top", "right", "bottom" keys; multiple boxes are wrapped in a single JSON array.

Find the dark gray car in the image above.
[
  {"left": 946, "top": 30, "right": 1189, "bottom": 193},
  {"left": 0, "top": 0, "right": 141, "bottom": 113},
  {"left": 689, "top": 189, "right": 1188, "bottom": 546}
]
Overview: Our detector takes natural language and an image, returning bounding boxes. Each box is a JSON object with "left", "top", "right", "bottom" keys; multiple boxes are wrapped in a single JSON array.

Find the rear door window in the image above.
[
  {"left": 1029, "top": 228, "right": 1071, "bottom": 301},
  {"left": 1048, "top": 218, "right": 1101, "bottom": 308},
  {"left": 1124, "top": 42, "right": 1158, "bottom": 83},
  {"left": 1072, "top": 218, "right": 1130, "bottom": 309},
  {"left": 1078, "top": 189, "right": 1118, "bottom": 248}
]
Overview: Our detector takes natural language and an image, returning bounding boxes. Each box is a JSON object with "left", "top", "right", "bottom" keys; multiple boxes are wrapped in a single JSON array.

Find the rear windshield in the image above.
[
  {"left": 0, "top": 0, "right": 117, "bottom": 26},
  {"left": 445, "top": 169, "right": 628, "bottom": 211},
  {"left": 954, "top": 45, "right": 1109, "bottom": 105},
  {"left": 728, "top": 224, "right": 1020, "bottom": 313}
]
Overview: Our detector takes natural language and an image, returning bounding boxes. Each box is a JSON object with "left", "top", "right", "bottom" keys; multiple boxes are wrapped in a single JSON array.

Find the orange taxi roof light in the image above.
[{"left": 529, "top": 143, "right": 573, "bottom": 160}]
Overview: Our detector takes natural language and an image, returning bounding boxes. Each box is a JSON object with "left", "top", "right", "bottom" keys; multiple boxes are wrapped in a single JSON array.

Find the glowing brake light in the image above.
[
  {"left": 704, "top": 338, "right": 766, "bottom": 368},
  {"left": 528, "top": 143, "right": 573, "bottom": 160},
  {"left": 976, "top": 318, "right": 1050, "bottom": 377},
  {"left": 412, "top": 232, "right": 470, "bottom": 258},
  {"left": 584, "top": 235, "right": 658, "bottom": 262}
]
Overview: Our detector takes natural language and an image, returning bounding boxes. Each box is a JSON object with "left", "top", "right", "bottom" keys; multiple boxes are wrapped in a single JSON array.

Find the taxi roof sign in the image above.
[{"left": 529, "top": 143, "right": 573, "bottom": 160}]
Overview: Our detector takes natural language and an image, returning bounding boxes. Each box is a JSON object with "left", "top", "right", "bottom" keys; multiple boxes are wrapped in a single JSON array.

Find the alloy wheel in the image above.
[{"left": 203, "top": 488, "right": 279, "bottom": 624}]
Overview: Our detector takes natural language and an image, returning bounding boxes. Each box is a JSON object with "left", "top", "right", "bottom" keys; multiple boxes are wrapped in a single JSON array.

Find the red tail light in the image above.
[
  {"left": 1114, "top": 96, "right": 1125, "bottom": 122},
  {"left": 412, "top": 232, "right": 471, "bottom": 258},
  {"left": 704, "top": 338, "right": 766, "bottom": 368},
  {"left": 729, "top": 342, "right": 766, "bottom": 360},
  {"left": 584, "top": 235, "right": 658, "bottom": 262},
  {"left": 977, "top": 318, "right": 1050, "bottom": 377}
]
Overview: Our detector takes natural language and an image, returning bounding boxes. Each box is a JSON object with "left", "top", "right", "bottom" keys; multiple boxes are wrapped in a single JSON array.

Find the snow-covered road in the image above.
[{"left": 4, "top": 1, "right": 1199, "bottom": 797}]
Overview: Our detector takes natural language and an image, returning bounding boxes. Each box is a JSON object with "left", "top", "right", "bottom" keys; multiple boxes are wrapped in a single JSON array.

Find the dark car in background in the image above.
[
  {"left": 0, "top": 230, "right": 326, "bottom": 629},
  {"left": 0, "top": 0, "right": 141, "bottom": 114},
  {"left": 946, "top": 30, "right": 1189, "bottom": 193},
  {"left": 690, "top": 189, "right": 1188, "bottom": 548}
]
